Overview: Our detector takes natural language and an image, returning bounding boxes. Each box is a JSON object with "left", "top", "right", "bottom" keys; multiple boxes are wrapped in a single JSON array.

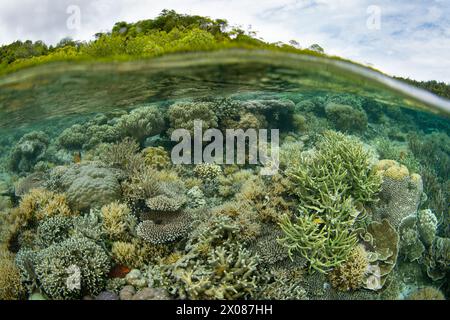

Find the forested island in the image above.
[{"left": 0, "top": 9, "right": 448, "bottom": 99}]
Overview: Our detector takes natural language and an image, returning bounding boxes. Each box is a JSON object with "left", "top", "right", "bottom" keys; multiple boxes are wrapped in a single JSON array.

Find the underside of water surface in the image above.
[{"left": 0, "top": 50, "right": 448, "bottom": 300}]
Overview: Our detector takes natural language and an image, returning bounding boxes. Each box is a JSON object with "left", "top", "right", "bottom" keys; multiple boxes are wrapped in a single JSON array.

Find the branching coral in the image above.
[
  {"left": 36, "top": 215, "right": 73, "bottom": 247},
  {"left": 0, "top": 249, "right": 23, "bottom": 300},
  {"left": 145, "top": 195, "right": 186, "bottom": 212},
  {"left": 111, "top": 239, "right": 169, "bottom": 269},
  {"left": 281, "top": 130, "right": 380, "bottom": 273},
  {"left": 406, "top": 286, "right": 445, "bottom": 300},
  {"left": 34, "top": 237, "right": 110, "bottom": 299},
  {"left": 147, "top": 215, "right": 262, "bottom": 299},
  {"left": 100, "top": 202, "right": 136, "bottom": 241}
]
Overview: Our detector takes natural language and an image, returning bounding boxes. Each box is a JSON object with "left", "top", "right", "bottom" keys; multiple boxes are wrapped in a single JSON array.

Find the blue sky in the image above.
[{"left": 0, "top": 0, "right": 449, "bottom": 82}]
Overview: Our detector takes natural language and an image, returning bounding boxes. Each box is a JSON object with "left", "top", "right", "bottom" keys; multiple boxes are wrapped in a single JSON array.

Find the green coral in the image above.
[{"left": 280, "top": 130, "right": 381, "bottom": 273}]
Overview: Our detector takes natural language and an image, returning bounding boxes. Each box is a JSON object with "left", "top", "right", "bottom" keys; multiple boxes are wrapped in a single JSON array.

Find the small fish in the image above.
[
  {"left": 73, "top": 151, "right": 82, "bottom": 163},
  {"left": 313, "top": 217, "right": 325, "bottom": 224}
]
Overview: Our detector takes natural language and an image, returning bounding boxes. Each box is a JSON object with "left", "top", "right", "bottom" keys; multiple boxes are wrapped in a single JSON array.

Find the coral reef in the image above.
[
  {"left": 136, "top": 210, "right": 191, "bottom": 244},
  {"left": 148, "top": 215, "right": 262, "bottom": 299}
]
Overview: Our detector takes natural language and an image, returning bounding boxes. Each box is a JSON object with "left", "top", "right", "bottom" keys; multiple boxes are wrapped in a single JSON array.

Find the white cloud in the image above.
[{"left": 0, "top": 0, "right": 448, "bottom": 82}]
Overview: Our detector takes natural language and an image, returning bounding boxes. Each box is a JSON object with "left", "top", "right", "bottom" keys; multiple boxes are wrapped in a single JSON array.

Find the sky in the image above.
[{"left": 0, "top": 0, "right": 449, "bottom": 82}]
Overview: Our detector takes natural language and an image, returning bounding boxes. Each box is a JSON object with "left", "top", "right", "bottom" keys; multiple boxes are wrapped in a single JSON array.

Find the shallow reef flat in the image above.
[{"left": 0, "top": 91, "right": 448, "bottom": 301}]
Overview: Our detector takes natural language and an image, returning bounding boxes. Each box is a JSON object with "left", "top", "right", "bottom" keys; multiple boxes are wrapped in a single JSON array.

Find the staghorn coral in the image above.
[
  {"left": 100, "top": 202, "right": 136, "bottom": 241},
  {"left": 53, "top": 162, "right": 123, "bottom": 212},
  {"left": 324, "top": 102, "right": 368, "bottom": 133},
  {"left": 34, "top": 237, "right": 111, "bottom": 300},
  {"left": 280, "top": 130, "right": 380, "bottom": 273},
  {"left": 373, "top": 159, "right": 423, "bottom": 229},
  {"left": 287, "top": 130, "right": 381, "bottom": 206},
  {"left": 0, "top": 249, "right": 23, "bottom": 300},
  {"left": 329, "top": 245, "right": 369, "bottom": 291},
  {"left": 2, "top": 188, "right": 75, "bottom": 249},
  {"left": 167, "top": 101, "right": 217, "bottom": 135},
  {"left": 115, "top": 105, "right": 165, "bottom": 143}
]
